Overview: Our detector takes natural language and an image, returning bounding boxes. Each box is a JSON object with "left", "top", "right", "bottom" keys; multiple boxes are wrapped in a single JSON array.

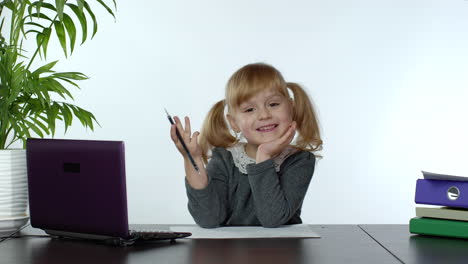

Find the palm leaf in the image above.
[
  {"left": 35, "top": 0, "right": 45, "bottom": 15},
  {"left": 30, "top": 115, "right": 50, "bottom": 135},
  {"left": 53, "top": 20, "right": 67, "bottom": 57},
  {"left": 46, "top": 102, "right": 60, "bottom": 136},
  {"left": 54, "top": 76, "right": 79, "bottom": 89},
  {"left": 40, "top": 27, "right": 51, "bottom": 58},
  {"left": 51, "top": 71, "right": 88, "bottom": 80},
  {"left": 24, "top": 119, "right": 44, "bottom": 138},
  {"left": 25, "top": 29, "right": 42, "bottom": 35},
  {"left": 83, "top": 1, "right": 98, "bottom": 38},
  {"left": 77, "top": 0, "right": 84, "bottom": 13},
  {"left": 32, "top": 60, "right": 58, "bottom": 76},
  {"left": 96, "top": 0, "right": 115, "bottom": 19},
  {"left": 61, "top": 103, "right": 73, "bottom": 131},
  {"left": 69, "top": 105, "right": 85, "bottom": 126},
  {"left": 66, "top": 3, "right": 87, "bottom": 44},
  {"left": 24, "top": 12, "right": 53, "bottom": 22},
  {"left": 28, "top": 1, "right": 55, "bottom": 19},
  {"left": 24, "top": 22, "right": 46, "bottom": 30},
  {"left": 62, "top": 13, "right": 76, "bottom": 54},
  {"left": 55, "top": 0, "right": 65, "bottom": 21},
  {"left": 44, "top": 78, "right": 74, "bottom": 100}
]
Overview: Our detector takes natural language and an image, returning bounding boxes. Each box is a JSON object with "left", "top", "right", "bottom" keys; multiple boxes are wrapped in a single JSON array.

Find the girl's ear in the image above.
[{"left": 226, "top": 113, "right": 240, "bottom": 133}]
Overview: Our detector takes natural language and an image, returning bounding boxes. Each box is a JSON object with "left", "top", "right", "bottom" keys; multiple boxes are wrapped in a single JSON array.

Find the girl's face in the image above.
[{"left": 228, "top": 88, "right": 293, "bottom": 147}]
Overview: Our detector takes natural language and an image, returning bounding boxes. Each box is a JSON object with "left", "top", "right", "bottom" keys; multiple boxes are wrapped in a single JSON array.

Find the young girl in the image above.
[{"left": 170, "top": 63, "right": 322, "bottom": 228}]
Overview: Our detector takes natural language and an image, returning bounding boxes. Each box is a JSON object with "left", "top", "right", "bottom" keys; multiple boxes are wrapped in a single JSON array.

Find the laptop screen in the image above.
[{"left": 26, "top": 138, "right": 130, "bottom": 238}]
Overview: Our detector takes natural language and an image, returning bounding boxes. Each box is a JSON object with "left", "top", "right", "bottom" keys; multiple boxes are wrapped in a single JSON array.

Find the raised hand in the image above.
[
  {"left": 256, "top": 121, "right": 297, "bottom": 163},
  {"left": 170, "top": 116, "right": 202, "bottom": 159},
  {"left": 170, "top": 116, "right": 208, "bottom": 189}
]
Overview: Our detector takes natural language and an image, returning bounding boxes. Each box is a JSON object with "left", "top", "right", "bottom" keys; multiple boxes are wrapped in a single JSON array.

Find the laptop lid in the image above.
[{"left": 26, "top": 138, "right": 130, "bottom": 239}]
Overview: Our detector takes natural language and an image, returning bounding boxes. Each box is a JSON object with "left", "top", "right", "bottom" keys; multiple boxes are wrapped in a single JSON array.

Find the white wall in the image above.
[{"left": 23, "top": 0, "right": 468, "bottom": 224}]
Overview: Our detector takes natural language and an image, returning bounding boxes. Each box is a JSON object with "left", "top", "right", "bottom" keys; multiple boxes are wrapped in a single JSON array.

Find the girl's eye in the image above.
[
  {"left": 270, "top": 103, "right": 280, "bottom": 107},
  {"left": 244, "top": 108, "right": 254, "bottom": 113}
]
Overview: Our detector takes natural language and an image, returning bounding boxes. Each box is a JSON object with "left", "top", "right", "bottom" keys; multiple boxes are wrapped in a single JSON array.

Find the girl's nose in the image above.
[{"left": 258, "top": 107, "right": 272, "bottom": 120}]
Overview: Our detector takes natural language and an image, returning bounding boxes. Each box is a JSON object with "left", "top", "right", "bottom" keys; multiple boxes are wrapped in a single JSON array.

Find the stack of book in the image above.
[{"left": 410, "top": 171, "right": 468, "bottom": 239}]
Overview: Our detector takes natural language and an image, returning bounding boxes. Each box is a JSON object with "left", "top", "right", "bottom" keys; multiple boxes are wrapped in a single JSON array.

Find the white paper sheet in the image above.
[
  {"left": 423, "top": 171, "right": 468, "bottom": 181},
  {"left": 169, "top": 224, "right": 320, "bottom": 239}
]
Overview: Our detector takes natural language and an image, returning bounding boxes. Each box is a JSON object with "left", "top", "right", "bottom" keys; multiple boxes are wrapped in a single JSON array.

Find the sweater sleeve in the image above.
[
  {"left": 246, "top": 151, "right": 315, "bottom": 228},
  {"left": 185, "top": 148, "right": 229, "bottom": 228}
]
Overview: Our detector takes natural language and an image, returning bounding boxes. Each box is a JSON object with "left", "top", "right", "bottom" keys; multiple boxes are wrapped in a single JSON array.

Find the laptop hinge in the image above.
[{"left": 44, "top": 229, "right": 135, "bottom": 246}]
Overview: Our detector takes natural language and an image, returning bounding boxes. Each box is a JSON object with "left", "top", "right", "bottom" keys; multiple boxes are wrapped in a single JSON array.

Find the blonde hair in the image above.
[{"left": 199, "top": 63, "right": 323, "bottom": 163}]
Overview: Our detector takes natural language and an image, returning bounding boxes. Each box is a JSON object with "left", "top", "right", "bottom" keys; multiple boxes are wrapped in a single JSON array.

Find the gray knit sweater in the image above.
[{"left": 185, "top": 147, "right": 316, "bottom": 228}]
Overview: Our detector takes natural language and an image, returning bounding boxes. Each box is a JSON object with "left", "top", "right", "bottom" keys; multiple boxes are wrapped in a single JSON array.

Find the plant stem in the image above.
[
  {"left": 0, "top": 121, "right": 12, "bottom": 149},
  {"left": 5, "top": 138, "right": 18, "bottom": 149},
  {"left": 25, "top": 14, "right": 59, "bottom": 71},
  {"left": 0, "top": 123, "right": 9, "bottom": 149},
  {"left": 0, "top": 133, "right": 5, "bottom": 149}
]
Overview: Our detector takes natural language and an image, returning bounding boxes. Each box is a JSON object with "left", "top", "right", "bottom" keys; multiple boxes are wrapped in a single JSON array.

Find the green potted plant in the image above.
[{"left": 0, "top": 0, "right": 116, "bottom": 230}]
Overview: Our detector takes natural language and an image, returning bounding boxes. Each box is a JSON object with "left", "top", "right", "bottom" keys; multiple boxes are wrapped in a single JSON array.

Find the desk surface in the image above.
[
  {"left": 3, "top": 224, "right": 468, "bottom": 264},
  {"left": 360, "top": 224, "right": 468, "bottom": 264},
  {"left": 1, "top": 224, "right": 399, "bottom": 264}
]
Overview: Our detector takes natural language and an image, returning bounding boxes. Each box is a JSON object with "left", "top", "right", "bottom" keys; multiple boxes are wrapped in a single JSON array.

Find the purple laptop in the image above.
[{"left": 26, "top": 138, "right": 190, "bottom": 245}]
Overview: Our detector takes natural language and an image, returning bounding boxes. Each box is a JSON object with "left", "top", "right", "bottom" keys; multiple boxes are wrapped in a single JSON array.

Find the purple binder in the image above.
[{"left": 415, "top": 179, "right": 468, "bottom": 208}]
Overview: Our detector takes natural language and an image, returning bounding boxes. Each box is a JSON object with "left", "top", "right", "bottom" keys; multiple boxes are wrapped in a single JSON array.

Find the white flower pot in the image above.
[{"left": 0, "top": 149, "right": 29, "bottom": 230}]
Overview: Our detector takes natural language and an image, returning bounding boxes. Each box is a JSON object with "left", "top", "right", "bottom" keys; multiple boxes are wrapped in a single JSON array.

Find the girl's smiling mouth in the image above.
[{"left": 256, "top": 124, "right": 278, "bottom": 132}]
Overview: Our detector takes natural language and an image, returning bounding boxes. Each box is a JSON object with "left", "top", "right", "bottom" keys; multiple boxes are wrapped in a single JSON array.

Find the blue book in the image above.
[{"left": 415, "top": 179, "right": 468, "bottom": 208}]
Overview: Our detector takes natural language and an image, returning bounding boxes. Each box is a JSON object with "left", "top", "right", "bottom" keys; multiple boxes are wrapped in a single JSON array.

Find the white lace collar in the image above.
[{"left": 227, "top": 143, "right": 299, "bottom": 174}]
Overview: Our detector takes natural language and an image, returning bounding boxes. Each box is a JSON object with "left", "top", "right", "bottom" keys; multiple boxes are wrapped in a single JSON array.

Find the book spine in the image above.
[
  {"left": 410, "top": 217, "right": 468, "bottom": 239},
  {"left": 415, "top": 179, "right": 468, "bottom": 208}
]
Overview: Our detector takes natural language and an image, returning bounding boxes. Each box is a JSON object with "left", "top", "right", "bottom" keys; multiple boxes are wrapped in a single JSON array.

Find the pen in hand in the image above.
[{"left": 165, "top": 108, "right": 200, "bottom": 174}]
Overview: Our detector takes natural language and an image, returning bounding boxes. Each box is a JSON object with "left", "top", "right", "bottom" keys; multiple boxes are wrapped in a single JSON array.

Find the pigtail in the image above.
[
  {"left": 287, "top": 82, "right": 323, "bottom": 153},
  {"left": 199, "top": 100, "right": 237, "bottom": 163}
]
